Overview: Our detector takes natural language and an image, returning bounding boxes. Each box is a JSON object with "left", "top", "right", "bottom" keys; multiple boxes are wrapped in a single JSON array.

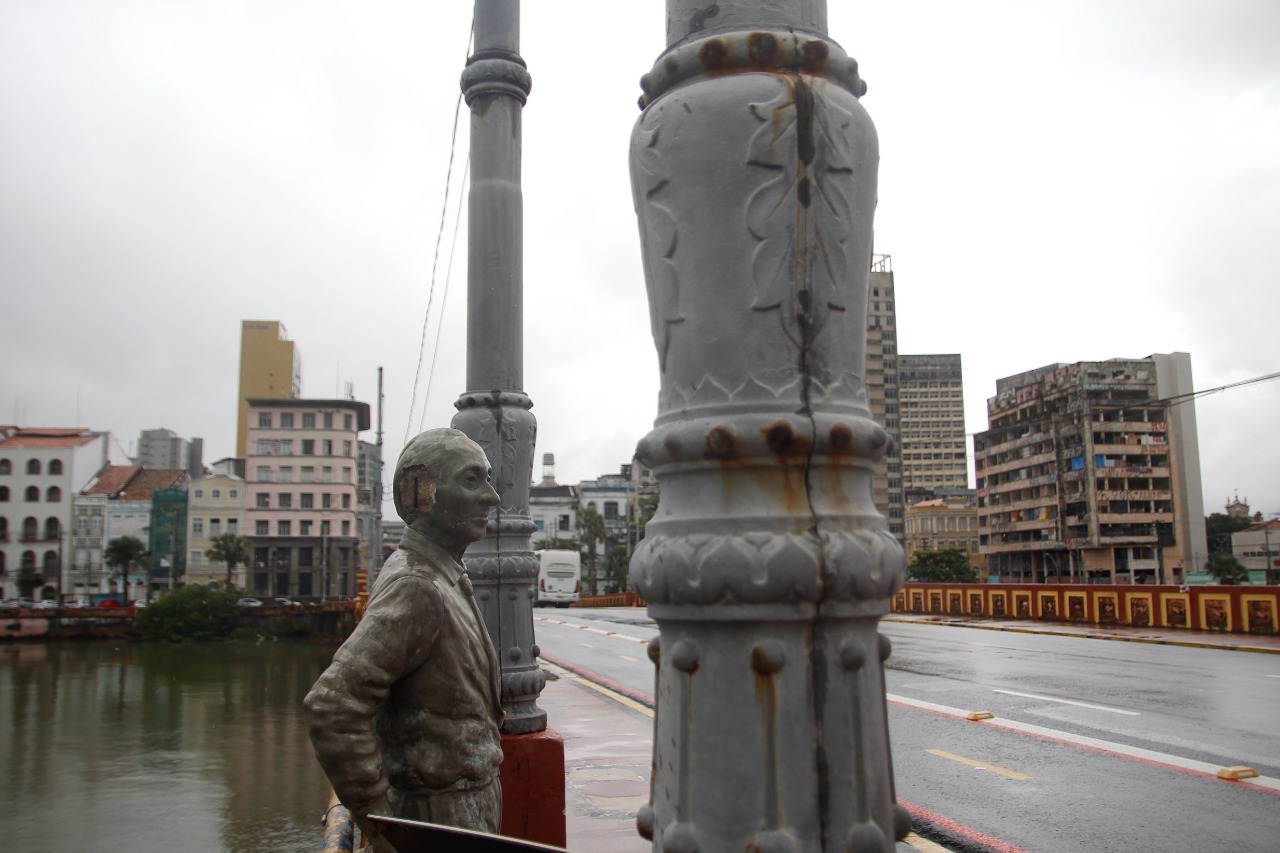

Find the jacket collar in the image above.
[{"left": 399, "top": 526, "right": 465, "bottom": 586}]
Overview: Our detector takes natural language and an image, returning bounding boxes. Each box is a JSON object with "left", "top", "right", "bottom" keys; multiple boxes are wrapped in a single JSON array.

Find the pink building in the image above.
[{"left": 244, "top": 398, "right": 371, "bottom": 601}]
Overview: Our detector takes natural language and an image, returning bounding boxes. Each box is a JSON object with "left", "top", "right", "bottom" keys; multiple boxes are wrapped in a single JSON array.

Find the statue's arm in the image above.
[{"left": 303, "top": 577, "right": 437, "bottom": 822}]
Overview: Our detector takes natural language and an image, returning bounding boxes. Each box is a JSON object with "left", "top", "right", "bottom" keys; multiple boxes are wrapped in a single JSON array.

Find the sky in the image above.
[{"left": 2, "top": 1, "right": 1278, "bottom": 521}]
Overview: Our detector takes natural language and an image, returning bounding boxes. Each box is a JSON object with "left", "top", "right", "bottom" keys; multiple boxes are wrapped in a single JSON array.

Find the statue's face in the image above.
[{"left": 417, "top": 442, "right": 500, "bottom": 550}]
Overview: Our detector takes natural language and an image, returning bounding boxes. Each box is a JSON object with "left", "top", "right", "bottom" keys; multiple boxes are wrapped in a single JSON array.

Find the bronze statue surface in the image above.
[{"left": 304, "top": 428, "right": 504, "bottom": 850}]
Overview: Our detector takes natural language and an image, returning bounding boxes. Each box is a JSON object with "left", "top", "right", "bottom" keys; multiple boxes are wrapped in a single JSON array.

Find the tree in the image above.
[
  {"left": 206, "top": 533, "right": 253, "bottom": 589},
  {"left": 906, "top": 548, "right": 978, "bottom": 583},
  {"left": 577, "top": 507, "right": 607, "bottom": 595},
  {"left": 601, "top": 547, "right": 631, "bottom": 594},
  {"left": 15, "top": 565, "right": 43, "bottom": 598},
  {"left": 1204, "top": 553, "right": 1249, "bottom": 585},
  {"left": 104, "top": 535, "right": 147, "bottom": 599},
  {"left": 1205, "top": 513, "right": 1253, "bottom": 556},
  {"left": 136, "top": 584, "right": 242, "bottom": 642}
]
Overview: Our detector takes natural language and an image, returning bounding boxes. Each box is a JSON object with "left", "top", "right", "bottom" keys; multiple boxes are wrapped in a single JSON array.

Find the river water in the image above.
[{"left": 0, "top": 639, "right": 338, "bottom": 852}]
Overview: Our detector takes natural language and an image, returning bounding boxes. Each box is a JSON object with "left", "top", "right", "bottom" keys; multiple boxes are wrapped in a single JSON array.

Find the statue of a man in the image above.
[{"left": 304, "top": 428, "right": 504, "bottom": 848}]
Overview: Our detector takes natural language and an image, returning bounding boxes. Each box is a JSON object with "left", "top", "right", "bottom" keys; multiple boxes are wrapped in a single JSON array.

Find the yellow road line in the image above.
[
  {"left": 926, "top": 749, "right": 1031, "bottom": 781},
  {"left": 903, "top": 833, "right": 952, "bottom": 852},
  {"left": 569, "top": 674, "right": 655, "bottom": 718}
]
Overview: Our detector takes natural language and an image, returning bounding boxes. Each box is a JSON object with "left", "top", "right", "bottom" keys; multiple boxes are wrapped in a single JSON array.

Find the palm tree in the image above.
[
  {"left": 206, "top": 533, "right": 253, "bottom": 590},
  {"left": 576, "top": 507, "right": 607, "bottom": 595},
  {"left": 104, "top": 535, "right": 146, "bottom": 601}
]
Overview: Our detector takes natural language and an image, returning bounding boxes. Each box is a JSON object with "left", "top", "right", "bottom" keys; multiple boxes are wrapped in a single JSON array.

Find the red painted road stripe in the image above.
[
  {"left": 900, "top": 800, "right": 1031, "bottom": 853},
  {"left": 539, "top": 652, "right": 655, "bottom": 709}
]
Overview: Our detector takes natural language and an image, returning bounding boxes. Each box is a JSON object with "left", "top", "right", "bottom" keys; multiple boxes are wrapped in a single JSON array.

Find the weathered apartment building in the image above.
[{"left": 975, "top": 353, "right": 1206, "bottom": 584}]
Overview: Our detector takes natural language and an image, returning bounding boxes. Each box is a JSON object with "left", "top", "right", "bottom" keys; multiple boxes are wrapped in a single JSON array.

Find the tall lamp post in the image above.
[{"left": 629, "top": 3, "right": 907, "bottom": 849}]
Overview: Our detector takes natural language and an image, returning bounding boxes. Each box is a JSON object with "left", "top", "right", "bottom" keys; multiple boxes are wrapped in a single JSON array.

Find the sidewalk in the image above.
[
  {"left": 883, "top": 612, "right": 1280, "bottom": 654},
  {"left": 540, "top": 663, "right": 947, "bottom": 852}
]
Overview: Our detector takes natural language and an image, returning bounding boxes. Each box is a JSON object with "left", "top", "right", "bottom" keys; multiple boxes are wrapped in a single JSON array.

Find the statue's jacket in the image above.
[{"left": 304, "top": 528, "right": 504, "bottom": 812}]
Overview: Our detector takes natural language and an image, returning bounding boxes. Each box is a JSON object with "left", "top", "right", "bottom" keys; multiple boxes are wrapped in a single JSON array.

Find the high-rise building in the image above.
[
  {"left": 236, "top": 321, "right": 301, "bottom": 458},
  {"left": 866, "top": 255, "right": 903, "bottom": 538},
  {"left": 898, "top": 354, "right": 968, "bottom": 492},
  {"left": 243, "top": 397, "right": 370, "bottom": 601},
  {"left": 974, "top": 353, "right": 1206, "bottom": 584},
  {"left": 137, "top": 427, "right": 191, "bottom": 471},
  {"left": 356, "top": 440, "right": 383, "bottom": 587}
]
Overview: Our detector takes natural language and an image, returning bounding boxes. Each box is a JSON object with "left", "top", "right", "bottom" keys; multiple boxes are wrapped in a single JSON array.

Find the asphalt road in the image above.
[{"left": 534, "top": 608, "right": 1280, "bottom": 853}]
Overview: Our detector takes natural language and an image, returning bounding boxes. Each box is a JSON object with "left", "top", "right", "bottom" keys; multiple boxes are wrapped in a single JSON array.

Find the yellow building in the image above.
[
  {"left": 904, "top": 496, "right": 987, "bottom": 577},
  {"left": 236, "top": 321, "right": 300, "bottom": 457}
]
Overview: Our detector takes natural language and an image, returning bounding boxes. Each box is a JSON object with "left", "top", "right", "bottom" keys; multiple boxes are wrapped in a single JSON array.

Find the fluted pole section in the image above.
[
  {"left": 453, "top": 0, "right": 546, "bottom": 735},
  {"left": 629, "top": 1, "right": 907, "bottom": 849}
]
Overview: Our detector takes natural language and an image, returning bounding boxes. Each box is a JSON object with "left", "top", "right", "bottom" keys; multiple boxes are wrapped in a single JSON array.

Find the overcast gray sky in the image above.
[{"left": 2, "top": 1, "right": 1278, "bottom": 520}]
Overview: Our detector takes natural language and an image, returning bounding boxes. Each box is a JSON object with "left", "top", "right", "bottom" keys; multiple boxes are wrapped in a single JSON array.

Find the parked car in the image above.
[
  {"left": 33, "top": 599, "right": 60, "bottom": 609},
  {"left": 273, "top": 597, "right": 302, "bottom": 607},
  {"left": 1, "top": 598, "right": 36, "bottom": 609},
  {"left": 237, "top": 597, "right": 263, "bottom": 607},
  {"left": 66, "top": 598, "right": 92, "bottom": 609},
  {"left": 96, "top": 599, "right": 122, "bottom": 609},
  {"left": 133, "top": 599, "right": 148, "bottom": 609}
]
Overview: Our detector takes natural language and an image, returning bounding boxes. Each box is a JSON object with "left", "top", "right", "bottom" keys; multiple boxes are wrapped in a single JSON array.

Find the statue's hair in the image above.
[{"left": 392, "top": 428, "right": 483, "bottom": 523}]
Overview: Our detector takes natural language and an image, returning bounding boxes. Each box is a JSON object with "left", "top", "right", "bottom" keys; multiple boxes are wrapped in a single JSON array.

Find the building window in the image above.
[
  {"left": 604, "top": 502, "right": 618, "bottom": 521},
  {"left": 278, "top": 493, "right": 292, "bottom": 508},
  {"left": 342, "top": 520, "right": 351, "bottom": 536},
  {"left": 321, "top": 520, "right": 331, "bottom": 535},
  {"left": 300, "top": 520, "right": 313, "bottom": 536},
  {"left": 0, "top": 460, "right": 9, "bottom": 475},
  {"left": 301, "top": 493, "right": 314, "bottom": 508},
  {"left": 279, "top": 440, "right": 294, "bottom": 456},
  {"left": 25, "top": 486, "right": 39, "bottom": 502},
  {"left": 229, "top": 489, "right": 238, "bottom": 499},
  {"left": 193, "top": 518, "right": 204, "bottom": 534},
  {"left": 342, "top": 494, "right": 351, "bottom": 509},
  {"left": 210, "top": 519, "right": 221, "bottom": 536},
  {"left": 0, "top": 518, "right": 8, "bottom": 540},
  {"left": 194, "top": 489, "right": 204, "bottom": 499},
  {"left": 258, "top": 413, "right": 272, "bottom": 428},
  {"left": 278, "top": 520, "right": 291, "bottom": 536},
  {"left": 343, "top": 441, "right": 352, "bottom": 456},
  {"left": 256, "top": 520, "right": 269, "bottom": 535},
  {"left": 22, "top": 517, "right": 38, "bottom": 541},
  {"left": 45, "top": 486, "right": 61, "bottom": 502},
  {"left": 0, "top": 485, "right": 7, "bottom": 502},
  {"left": 257, "top": 466, "right": 270, "bottom": 482},
  {"left": 559, "top": 515, "right": 570, "bottom": 531},
  {"left": 49, "top": 459, "right": 63, "bottom": 475},
  {"left": 298, "top": 547, "right": 313, "bottom": 568},
  {"left": 26, "top": 460, "right": 41, "bottom": 475},
  {"left": 303, "top": 439, "right": 315, "bottom": 455},
  {"left": 280, "top": 413, "right": 294, "bottom": 428},
  {"left": 257, "top": 440, "right": 273, "bottom": 455},
  {"left": 323, "top": 413, "right": 334, "bottom": 429},
  {"left": 279, "top": 467, "right": 293, "bottom": 483},
  {"left": 322, "top": 439, "right": 333, "bottom": 456},
  {"left": 302, "top": 413, "right": 316, "bottom": 429},
  {"left": 342, "top": 468, "right": 351, "bottom": 483},
  {"left": 256, "top": 494, "right": 270, "bottom": 508},
  {"left": 44, "top": 517, "right": 60, "bottom": 539},
  {"left": 344, "top": 414, "right": 353, "bottom": 430},
  {"left": 322, "top": 494, "right": 332, "bottom": 509},
  {"left": 212, "top": 489, "right": 221, "bottom": 499},
  {"left": 302, "top": 466, "right": 315, "bottom": 482},
  {"left": 228, "top": 519, "right": 238, "bottom": 534},
  {"left": 323, "top": 467, "right": 333, "bottom": 483}
]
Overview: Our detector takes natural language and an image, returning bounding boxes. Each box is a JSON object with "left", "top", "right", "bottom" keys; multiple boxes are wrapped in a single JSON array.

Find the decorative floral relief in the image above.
[
  {"left": 746, "top": 77, "right": 856, "bottom": 341},
  {"left": 632, "top": 120, "right": 684, "bottom": 373}
]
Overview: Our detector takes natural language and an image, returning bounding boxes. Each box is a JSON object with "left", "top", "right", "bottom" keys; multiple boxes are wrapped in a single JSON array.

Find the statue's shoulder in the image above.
[{"left": 368, "top": 548, "right": 447, "bottom": 601}]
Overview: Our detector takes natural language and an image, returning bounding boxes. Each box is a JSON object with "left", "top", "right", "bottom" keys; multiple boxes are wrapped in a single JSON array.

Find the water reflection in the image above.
[{"left": 0, "top": 640, "right": 337, "bottom": 852}]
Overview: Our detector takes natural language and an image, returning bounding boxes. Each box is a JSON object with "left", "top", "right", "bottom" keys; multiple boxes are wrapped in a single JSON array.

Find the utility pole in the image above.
[{"left": 629, "top": 3, "right": 907, "bottom": 849}]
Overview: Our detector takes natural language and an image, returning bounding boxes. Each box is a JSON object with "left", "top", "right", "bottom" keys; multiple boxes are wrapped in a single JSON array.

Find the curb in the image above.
[{"left": 883, "top": 616, "right": 1280, "bottom": 655}]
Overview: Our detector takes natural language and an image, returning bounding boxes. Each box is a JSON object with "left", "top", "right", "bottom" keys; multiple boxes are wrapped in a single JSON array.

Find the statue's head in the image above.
[{"left": 394, "top": 428, "right": 500, "bottom": 552}]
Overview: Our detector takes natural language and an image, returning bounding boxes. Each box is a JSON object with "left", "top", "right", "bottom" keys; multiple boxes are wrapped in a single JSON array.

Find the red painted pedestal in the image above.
[{"left": 500, "top": 727, "right": 567, "bottom": 848}]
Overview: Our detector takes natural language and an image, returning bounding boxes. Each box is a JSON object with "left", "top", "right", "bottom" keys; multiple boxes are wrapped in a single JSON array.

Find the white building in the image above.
[
  {"left": 0, "top": 428, "right": 120, "bottom": 601},
  {"left": 1232, "top": 519, "right": 1280, "bottom": 585}
]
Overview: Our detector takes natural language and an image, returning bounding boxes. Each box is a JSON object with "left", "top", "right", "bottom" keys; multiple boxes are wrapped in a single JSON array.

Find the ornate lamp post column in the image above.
[
  {"left": 629, "top": 2, "right": 907, "bottom": 850},
  {"left": 452, "top": 0, "right": 546, "bottom": 735}
]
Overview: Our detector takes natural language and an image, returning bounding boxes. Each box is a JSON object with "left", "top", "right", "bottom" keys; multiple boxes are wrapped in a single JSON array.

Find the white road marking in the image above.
[
  {"left": 579, "top": 642, "right": 593, "bottom": 649},
  {"left": 533, "top": 615, "right": 652, "bottom": 645},
  {"left": 619, "top": 655, "right": 639, "bottom": 663},
  {"left": 888, "top": 692, "right": 1280, "bottom": 793},
  {"left": 993, "top": 689, "right": 1140, "bottom": 716}
]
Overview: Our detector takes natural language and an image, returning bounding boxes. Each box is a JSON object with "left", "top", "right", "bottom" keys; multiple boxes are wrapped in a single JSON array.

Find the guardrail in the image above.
[{"left": 573, "top": 592, "right": 646, "bottom": 608}]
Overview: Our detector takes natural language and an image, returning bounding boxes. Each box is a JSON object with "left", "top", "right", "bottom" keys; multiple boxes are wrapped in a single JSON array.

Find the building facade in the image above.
[
  {"left": 187, "top": 473, "right": 247, "bottom": 588},
  {"left": 244, "top": 397, "right": 371, "bottom": 601},
  {"left": 866, "top": 255, "right": 904, "bottom": 538},
  {"left": 975, "top": 354, "right": 1207, "bottom": 584},
  {"left": 898, "top": 354, "right": 968, "bottom": 492},
  {"left": 236, "top": 320, "right": 301, "bottom": 458},
  {"left": 137, "top": 428, "right": 191, "bottom": 471},
  {"left": 904, "top": 494, "right": 986, "bottom": 577},
  {"left": 0, "top": 428, "right": 118, "bottom": 601},
  {"left": 1232, "top": 520, "right": 1280, "bottom": 585}
]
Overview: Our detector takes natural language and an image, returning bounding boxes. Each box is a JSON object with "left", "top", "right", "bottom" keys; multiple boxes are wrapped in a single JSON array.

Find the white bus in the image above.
[{"left": 536, "top": 549, "right": 581, "bottom": 608}]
